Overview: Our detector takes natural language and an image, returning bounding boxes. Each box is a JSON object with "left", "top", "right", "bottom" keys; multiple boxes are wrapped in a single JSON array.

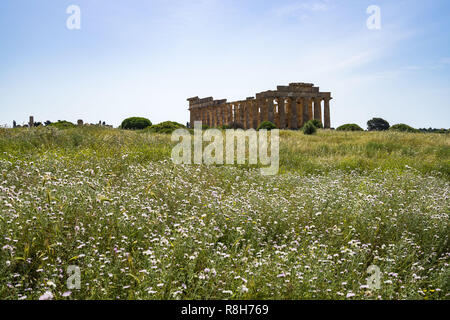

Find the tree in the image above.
[
  {"left": 336, "top": 123, "right": 364, "bottom": 131},
  {"left": 145, "top": 121, "right": 186, "bottom": 134},
  {"left": 303, "top": 120, "right": 317, "bottom": 135},
  {"left": 390, "top": 124, "right": 418, "bottom": 133},
  {"left": 257, "top": 121, "right": 277, "bottom": 131},
  {"left": 47, "top": 121, "right": 76, "bottom": 129},
  {"left": 120, "top": 117, "right": 152, "bottom": 130},
  {"left": 309, "top": 119, "right": 323, "bottom": 129},
  {"left": 367, "top": 118, "right": 390, "bottom": 131}
]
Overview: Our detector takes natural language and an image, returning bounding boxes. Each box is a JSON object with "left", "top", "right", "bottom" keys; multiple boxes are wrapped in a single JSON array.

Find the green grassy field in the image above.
[{"left": 0, "top": 126, "right": 448, "bottom": 300}]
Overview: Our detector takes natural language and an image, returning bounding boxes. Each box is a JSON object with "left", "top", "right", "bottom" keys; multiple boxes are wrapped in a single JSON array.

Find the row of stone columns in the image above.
[{"left": 191, "top": 97, "right": 330, "bottom": 129}]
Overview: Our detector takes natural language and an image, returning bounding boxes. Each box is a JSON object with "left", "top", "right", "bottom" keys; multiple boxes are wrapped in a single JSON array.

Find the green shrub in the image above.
[
  {"left": 309, "top": 119, "right": 323, "bottom": 129},
  {"left": 303, "top": 121, "right": 317, "bottom": 135},
  {"left": 228, "top": 122, "right": 244, "bottom": 130},
  {"left": 145, "top": 121, "right": 186, "bottom": 134},
  {"left": 257, "top": 121, "right": 277, "bottom": 131},
  {"left": 390, "top": 124, "right": 419, "bottom": 133},
  {"left": 367, "top": 118, "right": 390, "bottom": 131},
  {"left": 47, "top": 120, "right": 76, "bottom": 129},
  {"left": 121, "top": 117, "right": 152, "bottom": 130},
  {"left": 336, "top": 123, "right": 364, "bottom": 131}
]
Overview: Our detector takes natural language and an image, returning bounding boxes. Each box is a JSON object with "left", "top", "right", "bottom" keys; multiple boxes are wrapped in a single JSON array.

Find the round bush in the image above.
[
  {"left": 257, "top": 121, "right": 277, "bottom": 131},
  {"left": 47, "top": 120, "right": 76, "bottom": 130},
  {"left": 303, "top": 121, "right": 317, "bottom": 135},
  {"left": 309, "top": 119, "right": 323, "bottom": 129},
  {"left": 336, "top": 123, "right": 364, "bottom": 131},
  {"left": 145, "top": 121, "right": 186, "bottom": 134},
  {"left": 390, "top": 124, "right": 418, "bottom": 133},
  {"left": 121, "top": 117, "right": 152, "bottom": 130},
  {"left": 367, "top": 118, "right": 390, "bottom": 131}
]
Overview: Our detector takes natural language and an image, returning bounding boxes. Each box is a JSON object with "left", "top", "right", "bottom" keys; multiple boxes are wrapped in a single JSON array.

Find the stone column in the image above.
[
  {"left": 224, "top": 104, "right": 228, "bottom": 125},
  {"left": 324, "top": 98, "right": 331, "bottom": 129},
  {"left": 190, "top": 109, "right": 194, "bottom": 127},
  {"left": 245, "top": 102, "right": 251, "bottom": 129},
  {"left": 247, "top": 100, "right": 253, "bottom": 128},
  {"left": 302, "top": 98, "right": 309, "bottom": 127},
  {"left": 314, "top": 98, "right": 322, "bottom": 124},
  {"left": 242, "top": 102, "right": 248, "bottom": 129},
  {"left": 267, "top": 99, "right": 274, "bottom": 123},
  {"left": 29, "top": 116, "right": 34, "bottom": 128},
  {"left": 252, "top": 100, "right": 258, "bottom": 128},
  {"left": 308, "top": 99, "right": 313, "bottom": 123},
  {"left": 240, "top": 103, "right": 245, "bottom": 127},
  {"left": 290, "top": 98, "right": 298, "bottom": 129},
  {"left": 274, "top": 102, "right": 280, "bottom": 128},
  {"left": 286, "top": 99, "right": 291, "bottom": 128},
  {"left": 262, "top": 99, "right": 269, "bottom": 122},
  {"left": 218, "top": 104, "right": 224, "bottom": 126},
  {"left": 215, "top": 107, "right": 220, "bottom": 127},
  {"left": 216, "top": 107, "right": 220, "bottom": 127},
  {"left": 277, "top": 98, "right": 286, "bottom": 129},
  {"left": 222, "top": 104, "right": 227, "bottom": 125},
  {"left": 296, "top": 98, "right": 302, "bottom": 127},
  {"left": 296, "top": 101, "right": 302, "bottom": 127},
  {"left": 208, "top": 107, "right": 212, "bottom": 127}
]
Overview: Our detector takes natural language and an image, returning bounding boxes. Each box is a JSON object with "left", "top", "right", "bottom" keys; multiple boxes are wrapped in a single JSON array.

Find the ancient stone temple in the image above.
[{"left": 188, "top": 83, "right": 332, "bottom": 129}]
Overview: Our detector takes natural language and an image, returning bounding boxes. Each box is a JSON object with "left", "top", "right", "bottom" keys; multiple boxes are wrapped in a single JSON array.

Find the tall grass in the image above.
[
  {"left": 0, "top": 127, "right": 448, "bottom": 300},
  {"left": 1, "top": 127, "right": 448, "bottom": 177}
]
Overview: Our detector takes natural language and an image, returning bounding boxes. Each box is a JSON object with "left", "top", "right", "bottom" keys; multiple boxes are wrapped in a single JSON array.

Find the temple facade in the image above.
[{"left": 188, "top": 83, "right": 332, "bottom": 129}]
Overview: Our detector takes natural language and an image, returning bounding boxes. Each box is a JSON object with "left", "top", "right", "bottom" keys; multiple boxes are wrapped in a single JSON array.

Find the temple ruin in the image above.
[{"left": 188, "top": 83, "right": 332, "bottom": 129}]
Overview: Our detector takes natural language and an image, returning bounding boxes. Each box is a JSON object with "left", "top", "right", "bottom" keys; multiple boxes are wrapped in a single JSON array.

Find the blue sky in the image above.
[{"left": 1, "top": 0, "right": 449, "bottom": 128}]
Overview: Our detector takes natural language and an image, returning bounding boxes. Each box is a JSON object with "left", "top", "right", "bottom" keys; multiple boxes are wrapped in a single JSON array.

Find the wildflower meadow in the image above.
[{"left": 0, "top": 127, "right": 448, "bottom": 300}]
